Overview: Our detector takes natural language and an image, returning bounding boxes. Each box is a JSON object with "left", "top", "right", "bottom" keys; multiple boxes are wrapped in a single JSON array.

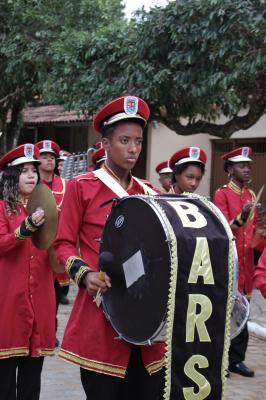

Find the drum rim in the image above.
[
  {"left": 230, "top": 291, "right": 250, "bottom": 339},
  {"left": 102, "top": 307, "right": 167, "bottom": 346}
]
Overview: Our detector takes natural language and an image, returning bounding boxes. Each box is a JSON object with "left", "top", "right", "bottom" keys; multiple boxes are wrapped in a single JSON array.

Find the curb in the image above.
[{"left": 248, "top": 321, "right": 266, "bottom": 340}]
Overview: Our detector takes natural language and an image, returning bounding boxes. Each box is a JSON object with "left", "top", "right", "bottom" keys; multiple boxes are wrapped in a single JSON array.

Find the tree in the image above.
[
  {"left": 0, "top": 0, "right": 124, "bottom": 153},
  {"left": 0, "top": 0, "right": 62, "bottom": 153},
  {"left": 42, "top": 2, "right": 127, "bottom": 110},
  {"left": 44, "top": 0, "right": 266, "bottom": 138}
]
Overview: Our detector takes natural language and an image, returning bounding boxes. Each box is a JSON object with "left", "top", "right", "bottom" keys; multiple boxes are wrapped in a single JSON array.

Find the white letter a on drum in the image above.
[{"left": 188, "top": 237, "right": 214, "bottom": 285}]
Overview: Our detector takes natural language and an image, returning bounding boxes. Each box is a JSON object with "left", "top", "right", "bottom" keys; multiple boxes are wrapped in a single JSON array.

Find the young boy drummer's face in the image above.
[{"left": 103, "top": 121, "right": 143, "bottom": 172}]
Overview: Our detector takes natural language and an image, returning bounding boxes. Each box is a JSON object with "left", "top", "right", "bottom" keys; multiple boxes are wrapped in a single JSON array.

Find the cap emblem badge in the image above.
[
  {"left": 242, "top": 147, "right": 249, "bottom": 158},
  {"left": 189, "top": 147, "right": 200, "bottom": 160},
  {"left": 43, "top": 140, "right": 52, "bottom": 150},
  {"left": 124, "top": 96, "right": 138, "bottom": 115},
  {"left": 24, "top": 143, "right": 34, "bottom": 159}
]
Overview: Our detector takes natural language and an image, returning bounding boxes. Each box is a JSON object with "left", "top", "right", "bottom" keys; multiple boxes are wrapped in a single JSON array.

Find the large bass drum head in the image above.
[{"left": 100, "top": 196, "right": 171, "bottom": 344}]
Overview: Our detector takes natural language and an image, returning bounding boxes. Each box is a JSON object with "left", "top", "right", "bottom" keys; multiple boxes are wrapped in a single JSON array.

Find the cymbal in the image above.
[{"left": 27, "top": 183, "right": 58, "bottom": 249}]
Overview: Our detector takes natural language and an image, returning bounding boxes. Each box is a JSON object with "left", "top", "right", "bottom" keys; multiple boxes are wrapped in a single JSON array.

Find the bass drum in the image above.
[{"left": 99, "top": 194, "right": 245, "bottom": 345}]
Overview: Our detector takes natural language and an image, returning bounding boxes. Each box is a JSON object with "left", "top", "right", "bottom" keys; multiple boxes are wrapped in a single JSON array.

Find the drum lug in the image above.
[{"left": 114, "top": 334, "right": 123, "bottom": 341}]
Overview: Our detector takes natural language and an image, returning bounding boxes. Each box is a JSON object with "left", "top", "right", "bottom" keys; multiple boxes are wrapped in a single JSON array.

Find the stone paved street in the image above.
[{"left": 40, "top": 285, "right": 266, "bottom": 399}]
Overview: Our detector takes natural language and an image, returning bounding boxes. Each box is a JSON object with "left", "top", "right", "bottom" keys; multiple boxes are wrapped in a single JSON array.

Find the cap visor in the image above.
[
  {"left": 104, "top": 113, "right": 146, "bottom": 127},
  {"left": 10, "top": 157, "right": 41, "bottom": 167}
]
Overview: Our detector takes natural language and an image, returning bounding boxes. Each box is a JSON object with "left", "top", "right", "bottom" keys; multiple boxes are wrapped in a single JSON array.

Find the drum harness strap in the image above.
[{"left": 93, "top": 168, "right": 157, "bottom": 197}]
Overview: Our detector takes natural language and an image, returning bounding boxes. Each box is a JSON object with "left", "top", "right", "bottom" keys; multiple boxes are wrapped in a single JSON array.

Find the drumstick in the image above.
[
  {"left": 94, "top": 271, "right": 106, "bottom": 307},
  {"left": 96, "top": 271, "right": 106, "bottom": 295},
  {"left": 246, "top": 184, "right": 265, "bottom": 223},
  {"left": 98, "top": 271, "right": 106, "bottom": 281}
]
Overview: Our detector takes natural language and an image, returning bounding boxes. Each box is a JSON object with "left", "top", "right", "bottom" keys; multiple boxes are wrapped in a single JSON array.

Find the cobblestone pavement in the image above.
[{"left": 40, "top": 286, "right": 266, "bottom": 399}]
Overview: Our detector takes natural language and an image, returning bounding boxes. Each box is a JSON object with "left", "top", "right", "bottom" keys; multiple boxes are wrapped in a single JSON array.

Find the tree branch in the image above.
[
  {"left": 156, "top": 94, "right": 266, "bottom": 139},
  {"left": 0, "top": 89, "right": 22, "bottom": 106}
]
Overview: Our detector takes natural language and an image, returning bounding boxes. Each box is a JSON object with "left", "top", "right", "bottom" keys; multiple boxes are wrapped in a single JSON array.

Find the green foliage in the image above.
[
  {"left": 2, "top": 0, "right": 266, "bottom": 147},
  {"left": 44, "top": 0, "right": 266, "bottom": 137},
  {"left": 0, "top": 0, "right": 124, "bottom": 152}
]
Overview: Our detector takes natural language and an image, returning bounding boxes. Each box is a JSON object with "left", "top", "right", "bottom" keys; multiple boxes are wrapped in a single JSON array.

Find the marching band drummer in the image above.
[
  {"left": 169, "top": 146, "right": 207, "bottom": 194},
  {"left": 213, "top": 147, "right": 256, "bottom": 378},
  {"left": 155, "top": 160, "right": 172, "bottom": 193},
  {"left": 54, "top": 96, "right": 164, "bottom": 400},
  {"left": 0, "top": 144, "right": 55, "bottom": 400}
]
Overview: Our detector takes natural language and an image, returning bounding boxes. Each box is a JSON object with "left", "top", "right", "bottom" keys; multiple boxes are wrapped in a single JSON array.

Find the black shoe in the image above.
[
  {"left": 59, "top": 295, "right": 70, "bottom": 305},
  {"left": 229, "top": 362, "right": 254, "bottom": 377},
  {"left": 55, "top": 338, "right": 60, "bottom": 348}
]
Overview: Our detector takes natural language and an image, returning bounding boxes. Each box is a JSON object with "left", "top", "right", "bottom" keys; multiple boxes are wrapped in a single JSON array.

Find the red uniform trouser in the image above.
[{"left": 229, "top": 322, "right": 249, "bottom": 366}]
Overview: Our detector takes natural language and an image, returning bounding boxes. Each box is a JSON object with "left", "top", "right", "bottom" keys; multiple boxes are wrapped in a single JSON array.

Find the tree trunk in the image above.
[
  {"left": 6, "top": 102, "right": 24, "bottom": 151},
  {"left": 0, "top": 111, "right": 8, "bottom": 156}
]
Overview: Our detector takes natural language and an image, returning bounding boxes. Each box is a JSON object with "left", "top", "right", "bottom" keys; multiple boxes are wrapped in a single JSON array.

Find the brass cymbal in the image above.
[{"left": 27, "top": 183, "right": 58, "bottom": 249}]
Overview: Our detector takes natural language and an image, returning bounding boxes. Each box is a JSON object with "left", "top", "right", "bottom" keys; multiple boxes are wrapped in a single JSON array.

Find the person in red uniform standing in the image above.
[
  {"left": 155, "top": 160, "right": 172, "bottom": 193},
  {"left": 35, "top": 140, "right": 69, "bottom": 335},
  {"left": 57, "top": 149, "right": 71, "bottom": 176},
  {"left": 169, "top": 147, "right": 206, "bottom": 194},
  {"left": 54, "top": 96, "right": 164, "bottom": 400},
  {"left": 35, "top": 140, "right": 67, "bottom": 210},
  {"left": 56, "top": 149, "right": 72, "bottom": 304},
  {"left": 91, "top": 141, "right": 107, "bottom": 170},
  {"left": 253, "top": 208, "right": 266, "bottom": 295},
  {"left": 0, "top": 144, "right": 55, "bottom": 400},
  {"left": 254, "top": 245, "right": 266, "bottom": 297},
  {"left": 213, "top": 146, "right": 256, "bottom": 378}
]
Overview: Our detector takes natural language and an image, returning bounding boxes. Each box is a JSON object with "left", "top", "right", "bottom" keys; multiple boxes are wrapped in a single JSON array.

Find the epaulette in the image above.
[
  {"left": 215, "top": 185, "right": 228, "bottom": 193},
  {"left": 221, "top": 184, "right": 228, "bottom": 189},
  {"left": 76, "top": 172, "right": 98, "bottom": 182}
]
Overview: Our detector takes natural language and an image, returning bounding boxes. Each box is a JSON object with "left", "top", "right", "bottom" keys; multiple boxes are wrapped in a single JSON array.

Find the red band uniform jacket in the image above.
[
  {"left": 54, "top": 171, "right": 165, "bottom": 378},
  {"left": 213, "top": 181, "right": 256, "bottom": 295},
  {"left": 254, "top": 246, "right": 266, "bottom": 298},
  {"left": 42, "top": 174, "right": 69, "bottom": 287},
  {"left": 0, "top": 202, "right": 55, "bottom": 359}
]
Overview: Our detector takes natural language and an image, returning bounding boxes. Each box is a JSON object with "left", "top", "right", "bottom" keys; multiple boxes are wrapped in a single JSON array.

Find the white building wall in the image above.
[{"left": 231, "top": 116, "right": 266, "bottom": 138}]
